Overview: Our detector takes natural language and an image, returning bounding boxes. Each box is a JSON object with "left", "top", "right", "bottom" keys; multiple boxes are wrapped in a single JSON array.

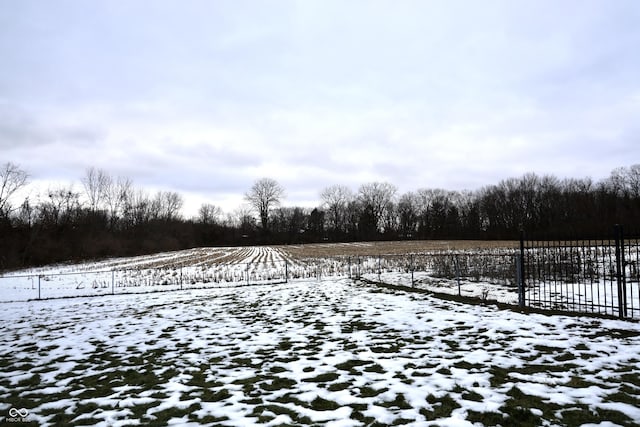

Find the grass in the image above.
[
  {"left": 358, "top": 386, "right": 389, "bottom": 398},
  {"left": 261, "top": 377, "right": 297, "bottom": 391},
  {"left": 302, "top": 372, "right": 340, "bottom": 383},
  {"left": 466, "top": 410, "right": 506, "bottom": 426},
  {"left": 250, "top": 404, "right": 313, "bottom": 425},
  {"left": 452, "top": 360, "right": 484, "bottom": 370},
  {"left": 380, "top": 393, "right": 412, "bottom": 410},
  {"left": 461, "top": 390, "right": 484, "bottom": 402},
  {"left": 310, "top": 396, "right": 341, "bottom": 411},
  {"left": 327, "top": 382, "right": 351, "bottom": 392},
  {"left": 202, "top": 388, "right": 233, "bottom": 402},
  {"left": 421, "top": 394, "right": 461, "bottom": 420},
  {"left": 149, "top": 402, "right": 202, "bottom": 425},
  {"left": 342, "top": 319, "right": 380, "bottom": 333},
  {"left": 335, "top": 359, "right": 373, "bottom": 372}
]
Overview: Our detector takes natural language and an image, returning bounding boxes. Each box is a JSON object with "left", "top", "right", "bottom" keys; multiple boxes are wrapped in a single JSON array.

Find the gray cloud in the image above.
[
  {"left": 0, "top": 105, "right": 50, "bottom": 149},
  {"left": 1, "top": 0, "right": 639, "bottom": 215}
]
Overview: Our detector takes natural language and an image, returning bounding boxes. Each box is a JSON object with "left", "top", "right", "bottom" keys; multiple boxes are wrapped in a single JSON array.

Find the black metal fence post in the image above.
[
  {"left": 620, "top": 226, "right": 627, "bottom": 319},
  {"left": 614, "top": 224, "right": 627, "bottom": 318},
  {"left": 454, "top": 255, "right": 461, "bottom": 296},
  {"left": 519, "top": 230, "right": 526, "bottom": 309},
  {"left": 516, "top": 254, "right": 524, "bottom": 309},
  {"left": 410, "top": 254, "right": 414, "bottom": 287}
]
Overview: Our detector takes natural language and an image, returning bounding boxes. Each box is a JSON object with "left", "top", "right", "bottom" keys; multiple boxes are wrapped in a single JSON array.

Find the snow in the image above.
[{"left": 1, "top": 277, "right": 639, "bottom": 425}]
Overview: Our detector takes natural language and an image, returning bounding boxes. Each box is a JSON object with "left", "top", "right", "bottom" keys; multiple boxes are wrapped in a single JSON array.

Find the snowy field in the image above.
[
  {"left": 1, "top": 279, "right": 640, "bottom": 426},
  {"left": 362, "top": 271, "right": 520, "bottom": 305},
  {"left": 2, "top": 244, "right": 638, "bottom": 320},
  {"left": 0, "top": 246, "right": 520, "bottom": 304},
  {"left": 0, "top": 247, "right": 323, "bottom": 302}
]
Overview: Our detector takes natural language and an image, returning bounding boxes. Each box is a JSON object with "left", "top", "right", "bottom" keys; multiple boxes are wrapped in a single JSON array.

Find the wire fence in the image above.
[
  {"left": 309, "top": 251, "right": 521, "bottom": 304},
  {"left": 0, "top": 261, "right": 292, "bottom": 302},
  {"left": 0, "top": 252, "right": 521, "bottom": 304}
]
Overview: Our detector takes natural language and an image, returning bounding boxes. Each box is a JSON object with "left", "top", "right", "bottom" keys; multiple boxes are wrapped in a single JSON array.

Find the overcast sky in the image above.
[{"left": 2, "top": 0, "right": 639, "bottom": 216}]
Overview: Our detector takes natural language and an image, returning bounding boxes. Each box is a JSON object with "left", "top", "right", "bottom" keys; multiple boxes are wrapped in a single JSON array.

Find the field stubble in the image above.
[{"left": 280, "top": 240, "right": 518, "bottom": 259}]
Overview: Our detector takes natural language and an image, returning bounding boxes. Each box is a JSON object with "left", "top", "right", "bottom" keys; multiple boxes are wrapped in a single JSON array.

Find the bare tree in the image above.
[
  {"left": 38, "top": 185, "right": 81, "bottom": 226},
  {"left": 228, "top": 205, "right": 256, "bottom": 236},
  {"left": 416, "top": 188, "right": 459, "bottom": 234},
  {"left": 0, "top": 162, "right": 29, "bottom": 218},
  {"left": 357, "top": 182, "right": 397, "bottom": 232},
  {"left": 607, "top": 167, "right": 628, "bottom": 197},
  {"left": 125, "top": 189, "right": 151, "bottom": 226},
  {"left": 271, "top": 206, "right": 307, "bottom": 239},
  {"left": 397, "top": 192, "right": 418, "bottom": 237},
  {"left": 167, "top": 192, "right": 184, "bottom": 220},
  {"left": 16, "top": 198, "right": 36, "bottom": 227},
  {"left": 607, "top": 164, "right": 640, "bottom": 198},
  {"left": 245, "top": 178, "right": 285, "bottom": 231},
  {"left": 320, "top": 184, "right": 353, "bottom": 233},
  {"left": 627, "top": 164, "right": 640, "bottom": 198},
  {"left": 82, "top": 167, "right": 111, "bottom": 212},
  {"left": 198, "top": 203, "right": 222, "bottom": 225},
  {"left": 104, "top": 175, "right": 132, "bottom": 227},
  {"left": 154, "top": 191, "right": 183, "bottom": 221}
]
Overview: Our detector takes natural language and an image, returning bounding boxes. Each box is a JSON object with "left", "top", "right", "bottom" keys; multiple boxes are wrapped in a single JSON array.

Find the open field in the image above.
[
  {"left": 0, "top": 247, "right": 296, "bottom": 302},
  {"left": 1, "top": 241, "right": 518, "bottom": 278},
  {"left": 279, "top": 240, "right": 518, "bottom": 259},
  {"left": 1, "top": 279, "right": 639, "bottom": 426},
  {"left": 0, "top": 242, "right": 518, "bottom": 303},
  {"left": 4, "top": 240, "right": 637, "bottom": 318}
]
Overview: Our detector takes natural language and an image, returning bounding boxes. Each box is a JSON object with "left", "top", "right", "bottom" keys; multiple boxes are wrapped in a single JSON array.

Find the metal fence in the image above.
[{"left": 521, "top": 225, "right": 640, "bottom": 319}]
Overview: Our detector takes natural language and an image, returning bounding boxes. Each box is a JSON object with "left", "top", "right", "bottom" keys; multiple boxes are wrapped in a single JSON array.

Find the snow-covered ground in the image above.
[
  {"left": 1, "top": 279, "right": 639, "bottom": 426},
  {"left": 0, "top": 247, "right": 311, "bottom": 302},
  {"left": 362, "top": 271, "right": 520, "bottom": 305},
  {"left": 2, "top": 245, "right": 639, "bottom": 321}
]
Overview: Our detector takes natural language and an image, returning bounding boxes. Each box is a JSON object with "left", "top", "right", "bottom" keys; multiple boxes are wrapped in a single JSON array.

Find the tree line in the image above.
[{"left": 1, "top": 162, "right": 639, "bottom": 271}]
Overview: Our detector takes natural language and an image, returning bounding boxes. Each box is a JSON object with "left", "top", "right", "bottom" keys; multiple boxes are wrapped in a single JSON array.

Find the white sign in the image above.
[{"left": 7, "top": 407, "right": 30, "bottom": 423}]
